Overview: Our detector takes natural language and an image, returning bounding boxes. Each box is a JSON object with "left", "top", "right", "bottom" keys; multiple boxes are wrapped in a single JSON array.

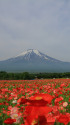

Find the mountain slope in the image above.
[
  {"left": 0, "top": 49, "right": 70, "bottom": 72},
  {"left": 5, "top": 49, "right": 62, "bottom": 63}
]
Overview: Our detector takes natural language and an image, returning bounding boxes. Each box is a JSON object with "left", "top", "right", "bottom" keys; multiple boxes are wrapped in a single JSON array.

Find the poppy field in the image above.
[{"left": 0, "top": 79, "right": 70, "bottom": 125}]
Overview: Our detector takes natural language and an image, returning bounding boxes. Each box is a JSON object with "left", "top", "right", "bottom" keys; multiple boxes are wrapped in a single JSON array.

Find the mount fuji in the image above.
[{"left": 0, "top": 49, "right": 70, "bottom": 72}]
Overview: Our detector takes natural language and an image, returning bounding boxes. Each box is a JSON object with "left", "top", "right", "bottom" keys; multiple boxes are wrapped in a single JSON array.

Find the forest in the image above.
[{"left": 0, "top": 71, "right": 70, "bottom": 80}]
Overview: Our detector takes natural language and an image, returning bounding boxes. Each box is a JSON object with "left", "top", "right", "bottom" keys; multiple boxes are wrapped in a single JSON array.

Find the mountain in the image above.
[
  {"left": 7, "top": 49, "right": 62, "bottom": 63},
  {"left": 0, "top": 49, "right": 70, "bottom": 72}
]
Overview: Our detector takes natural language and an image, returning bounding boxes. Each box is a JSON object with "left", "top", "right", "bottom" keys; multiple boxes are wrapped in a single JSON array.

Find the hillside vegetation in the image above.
[{"left": 0, "top": 71, "right": 70, "bottom": 80}]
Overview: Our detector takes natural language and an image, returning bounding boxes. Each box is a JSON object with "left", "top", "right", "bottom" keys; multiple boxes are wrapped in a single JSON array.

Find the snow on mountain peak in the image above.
[
  {"left": 33, "top": 49, "right": 41, "bottom": 56},
  {"left": 13, "top": 49, "right": 50, "bottom": 61},
  {"left": 16, "top": 49, "right": 42, "bottom": 57},
  {"left": 5, "top": 49, "right": 62, "bottom": 64}
]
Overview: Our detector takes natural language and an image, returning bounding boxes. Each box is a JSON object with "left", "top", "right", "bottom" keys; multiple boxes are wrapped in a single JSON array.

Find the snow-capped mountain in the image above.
[
  {"left": 0, "top": 49, "right": 70, "bottom": 72},
  {"left": 16, "top": 49, "right": 42, "bottom": 57},
  {"left": 8, "top": 49, "right": 61, "bottom": 63}
]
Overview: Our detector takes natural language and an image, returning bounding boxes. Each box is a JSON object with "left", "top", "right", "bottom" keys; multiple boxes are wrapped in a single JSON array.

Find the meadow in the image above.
[{"left": 0, "top": 79, "right": 70, "bottom": 125}]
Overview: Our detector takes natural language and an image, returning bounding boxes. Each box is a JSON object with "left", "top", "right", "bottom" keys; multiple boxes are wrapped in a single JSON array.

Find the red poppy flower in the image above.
[
  {"left": 18, "top": 93, "right": 53, "bottom": 106},
  {"left": 17, "top": 98, "right": 29, "bottom": 104},
  {"left": 24, "top": 106, "right": 52, "bottom": 125},
  {"left": 29, "top": 93, "right": 53, "bottom": 104},
  {"left": 4, "top": 118, "right": 16, "bottom": 124},
  {"left": 57, "top": 114, "right": 70, "bottom": 125}
]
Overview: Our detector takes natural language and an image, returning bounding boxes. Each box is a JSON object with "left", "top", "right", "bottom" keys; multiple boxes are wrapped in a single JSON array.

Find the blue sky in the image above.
[{"left": 0, "top": 0, "right": 70, "bottom": 62}]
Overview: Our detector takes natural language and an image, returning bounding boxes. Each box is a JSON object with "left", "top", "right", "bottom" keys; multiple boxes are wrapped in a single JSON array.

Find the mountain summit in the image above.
[
  {"left": 0, "top": 49, "right": 70, "bottom": 72},
  {"left": 16, "top": 49, "right": 42, "bottom": 58},
  {"left": 11, "top": 49, "right": 61, "bottom": 63}
]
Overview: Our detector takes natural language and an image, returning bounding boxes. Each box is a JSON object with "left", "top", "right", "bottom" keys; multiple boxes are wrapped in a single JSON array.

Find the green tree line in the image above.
[{"left": 0, "top": 71, "right": 70, "bottom": 80}]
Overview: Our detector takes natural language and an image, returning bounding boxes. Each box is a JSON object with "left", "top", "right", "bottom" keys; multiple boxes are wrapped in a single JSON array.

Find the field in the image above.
[{"left": 0, "top": 79, "right": 70, "bottom": 125}]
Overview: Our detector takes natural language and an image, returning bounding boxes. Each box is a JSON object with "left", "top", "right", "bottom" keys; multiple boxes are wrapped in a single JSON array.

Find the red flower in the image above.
[
  {"left": 69, "top": 98, "right": 70, "bottom": 102},
  {"left": 24, "top": 106, "right": 52, "bottom": 125},
  {"left": 17, "top": 98, "right": 28, "bottom": 104},
  {"left": 4, "top": 118, "right": 16, "bottom": 124},
  {"left": 29, "top": 93, "right": 53, "bottom": 104},
  {"left": 57, "top": 114, "right": 70, "bottom": 125},
  {"left": 18, "top": 94, "right": 53, "bottom": 106},
  {"left": 55, "top": 96, "right": 63, "bottom": 104}
]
